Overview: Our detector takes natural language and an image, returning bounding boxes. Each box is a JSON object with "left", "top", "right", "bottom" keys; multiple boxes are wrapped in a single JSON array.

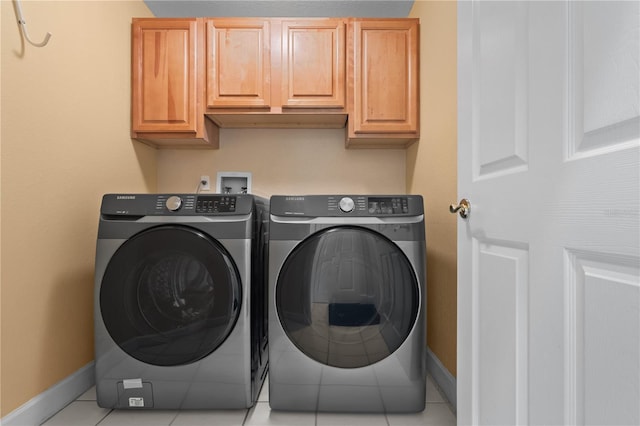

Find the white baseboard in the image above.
[
  {"left": 426, "top": 346, "right": 457, "bottom": 412},
  {"left": 1, "top": 361, "right": 95, "bottom": 426}
]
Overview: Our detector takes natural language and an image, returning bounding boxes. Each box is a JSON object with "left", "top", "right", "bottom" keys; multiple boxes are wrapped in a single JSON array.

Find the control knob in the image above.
[
  {"left": 339, "top": 197, "right": 355, "bottom": 213},
  {"left": 166, "top": 196, "right": 182, "bottom": 211}
]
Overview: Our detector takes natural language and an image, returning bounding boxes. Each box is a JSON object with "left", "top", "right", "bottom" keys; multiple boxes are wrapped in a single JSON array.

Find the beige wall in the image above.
[
  {"left": 157, "top": 129, "right": 407, "bottom": 195},
  {"left": 408, "top": 0, "right": 458, "bottom": 376},
  {"left": 0, "top": 0, "right": 155, "bottom": 416}
]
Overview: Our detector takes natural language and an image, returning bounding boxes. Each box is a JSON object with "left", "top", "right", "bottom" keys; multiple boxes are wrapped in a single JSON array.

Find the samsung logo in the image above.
[
  {"left": 116, "top": 195, "right": 136, "bottom": 200},
  {"left": 285, "top": 196, "right": 304, "bottom": 201}
]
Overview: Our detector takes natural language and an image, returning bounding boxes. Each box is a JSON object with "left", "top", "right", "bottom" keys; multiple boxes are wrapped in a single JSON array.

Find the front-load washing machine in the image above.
[
  {"left": 94, "top": 193, "right": 268, "bottom": 409},
  {"left": 268, "top": 195, "right": 426, "bottom": 413}
]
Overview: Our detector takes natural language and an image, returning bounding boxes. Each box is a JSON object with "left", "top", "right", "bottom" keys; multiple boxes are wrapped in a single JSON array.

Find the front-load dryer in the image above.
[
  {"left": 268, "top": 195, "right": 426, "bottom": 413},
  {"left": 94, "top": 194, "right": 268, "bottom": 409}
]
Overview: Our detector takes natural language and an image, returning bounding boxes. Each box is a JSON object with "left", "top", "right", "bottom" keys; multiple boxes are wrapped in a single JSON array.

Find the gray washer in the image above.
[
  {"left": 94, "top": 194, "right": 268, "bottom": 409},
  {"left": 268, "top": 195, "right": 426, "bottom": 413}
]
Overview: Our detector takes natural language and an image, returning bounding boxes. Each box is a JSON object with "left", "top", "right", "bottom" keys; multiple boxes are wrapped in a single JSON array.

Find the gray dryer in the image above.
[{"left": 268, "top": 195, "right": 426, "bottom": 413}]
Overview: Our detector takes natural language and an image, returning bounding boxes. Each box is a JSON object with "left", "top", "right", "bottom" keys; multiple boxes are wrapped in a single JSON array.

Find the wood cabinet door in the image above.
[
  {"left": 132, "top": 19, "right": 200, "bottom": 133},
  {"left": 280, "top": 19, "right": 346, "bottom": 108},
  {"left": 350, "top": 19, "right": 419, "bottom": 136},
  {"left": 207, "top": 19, "right": 271, "bottom": 108}
]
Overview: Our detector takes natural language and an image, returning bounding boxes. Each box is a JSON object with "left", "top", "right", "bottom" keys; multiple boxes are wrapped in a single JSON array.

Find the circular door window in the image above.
[
  {"left": 275, "top": 226, "right": 419, "bottom": 368},
  {"left": 100, "top": 225, "right": 241, "bottom": 366}
]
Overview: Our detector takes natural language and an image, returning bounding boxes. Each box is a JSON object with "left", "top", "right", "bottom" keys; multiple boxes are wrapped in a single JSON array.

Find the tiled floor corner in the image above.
[{"left": 41, "top": 375, "right": 455, "bottom": 426}]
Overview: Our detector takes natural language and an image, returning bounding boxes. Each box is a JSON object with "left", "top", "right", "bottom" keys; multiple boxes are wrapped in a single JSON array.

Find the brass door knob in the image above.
[{"left": 449, "top": 199, "right": 470, "bottom": 219}]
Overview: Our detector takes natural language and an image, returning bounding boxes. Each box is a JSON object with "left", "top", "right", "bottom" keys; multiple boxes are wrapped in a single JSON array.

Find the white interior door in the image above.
[{"left": 456, "top": 1, "right": 640, "bottom": 425}]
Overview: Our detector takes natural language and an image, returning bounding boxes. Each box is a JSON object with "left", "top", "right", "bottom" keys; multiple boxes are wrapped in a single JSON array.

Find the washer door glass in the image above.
[
  {"left": 100, "top": 225, "right": 241, "bottom": 366},
  {"left": 276, "top": 226, "right": 419, "bottom": 368}
]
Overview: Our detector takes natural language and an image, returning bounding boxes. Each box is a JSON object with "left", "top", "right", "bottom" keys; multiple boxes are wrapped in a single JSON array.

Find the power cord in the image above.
[{"left": 195, "top": 178, "right": 208, "bottom": 194}]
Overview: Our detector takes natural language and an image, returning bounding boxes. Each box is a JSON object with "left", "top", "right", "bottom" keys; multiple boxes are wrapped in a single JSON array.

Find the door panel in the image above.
[
  {"left": 568, "top": 2, "right": 640, "bottom": 159},
  {"left": 474, "top": 241, "right": 529, "bottom": 425},
  {"left": 565, "top": 251, "right": 640, "bottom": 425},
  {"left": 281, "top": 19, "right": 346, "bottom": 108},
  {"left": 100, "top": 226, "right": 242, "bottom": 366},
  {"left": 206, "top": 19, "right": 270, "bottom": 108},
  {"left": 275, "top": 227, "right": 419, "bottom": 369},
  {"left": 473, "top": 1, "right": 529, "bottom": 179},
  {"left": 458, "top": 1, "right": 639, "bottom": 424},
  {"left": 351, "top": 20, "right": 419, "bottom": 134},
  {"left": 132, "top": 19, "right": 199, "bottom": 132}
]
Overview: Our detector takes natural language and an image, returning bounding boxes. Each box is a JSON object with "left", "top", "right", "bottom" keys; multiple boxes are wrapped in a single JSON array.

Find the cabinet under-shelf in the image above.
[{"left": 206, "top": 112, "right": 347, "bottom": 129}]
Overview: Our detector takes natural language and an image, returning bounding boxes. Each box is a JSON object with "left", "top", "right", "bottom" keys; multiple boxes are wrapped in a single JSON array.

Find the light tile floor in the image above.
[{"left": 42, "top": 375, "right": 455, "bottom": 426}]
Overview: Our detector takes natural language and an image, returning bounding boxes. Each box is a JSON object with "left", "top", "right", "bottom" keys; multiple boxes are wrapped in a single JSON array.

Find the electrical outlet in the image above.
[{"left": 200, "top": 175, "right": 210, "bottom": 191}]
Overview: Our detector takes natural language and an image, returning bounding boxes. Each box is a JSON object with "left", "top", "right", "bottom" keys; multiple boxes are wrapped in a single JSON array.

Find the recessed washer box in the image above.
[{"left": 216, "top": 172, "right": 252, "bottom": 194}]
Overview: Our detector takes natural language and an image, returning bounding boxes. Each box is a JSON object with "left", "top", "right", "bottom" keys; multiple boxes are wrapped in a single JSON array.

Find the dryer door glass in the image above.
[
  {"left": 276, "top": 226, "right": 419, "bottom": 368},
  {"left": 100, "top": 225, "right": 241, "bottom": 366}
]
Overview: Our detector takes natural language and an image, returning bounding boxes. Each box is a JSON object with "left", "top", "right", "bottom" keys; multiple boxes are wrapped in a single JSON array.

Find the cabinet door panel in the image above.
[
  {"left": 132, "top": 19, "right": 198, "bottom": 132},
  {"left": 351, "top": 20, "right": 419, "bottom": 135},
  {"left": 207, "top": 19, "right": 270, "bottom": 108},
  {"left": 281, "top": 19, "right": 346, "bottom": 108}
]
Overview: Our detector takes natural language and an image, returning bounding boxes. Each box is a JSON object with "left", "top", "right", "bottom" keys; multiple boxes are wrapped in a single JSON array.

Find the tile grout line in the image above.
[
  {"left": 167, "top": 409, "right": 180, "bottom": 426},
  {"left": 241, "top": 404, "right": 252, "bottom": 426},
  {"left": 93, "top": 406, "right": 112, "bottom": 426}
]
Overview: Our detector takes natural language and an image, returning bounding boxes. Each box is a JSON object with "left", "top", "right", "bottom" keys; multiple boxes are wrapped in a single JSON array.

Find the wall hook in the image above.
[{"left": 14, "top": 0, "right": 51, "bottom": 47}]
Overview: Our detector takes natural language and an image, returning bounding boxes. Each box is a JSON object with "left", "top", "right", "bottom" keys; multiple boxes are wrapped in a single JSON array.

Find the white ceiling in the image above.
[{"left": 144, "top": 0, "right": 415, "bottom": 18}]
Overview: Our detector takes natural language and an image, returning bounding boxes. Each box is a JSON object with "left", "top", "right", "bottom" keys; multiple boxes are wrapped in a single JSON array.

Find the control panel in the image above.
[
  {"left": 271, "top": 195, "right": 422, "bottom": 217},
  {"left": 101, "top": 194, "right": 249, "bottom": 217},
  {"left": 195, "top": 196, "right": 236, "bottom": 213},
  {"left": 367, "top": 197, "right": 409, "bottom": 214},
  {"left": 328, "top": 196, "right": 409, "bottom": 215},
  {"left": 155, "top": 195, "right": 195, "bottom": 213}
]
